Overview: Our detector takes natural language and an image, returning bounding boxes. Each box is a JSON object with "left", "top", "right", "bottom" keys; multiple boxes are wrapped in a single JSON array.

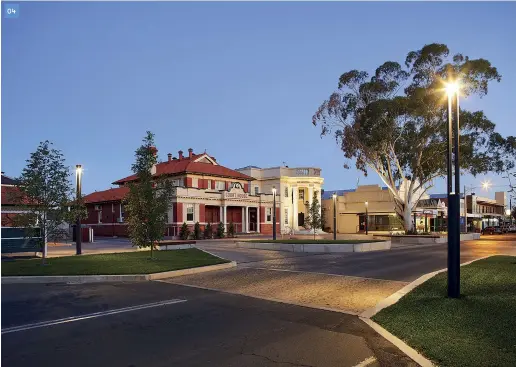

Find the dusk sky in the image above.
[{"left": 2, "top": 2, "right": 515, "bottom": 196}]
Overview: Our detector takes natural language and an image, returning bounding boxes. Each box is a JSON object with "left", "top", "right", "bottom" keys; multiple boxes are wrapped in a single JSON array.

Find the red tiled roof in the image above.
[
  {"left": 83, "top": 186, "right": 129, "bottom": 204},
  {"left": 1, "top": 186, "right": 36, "bottom": 206},
  {"left": 112, "top": 153, "right": 254, "bottom": 185}
]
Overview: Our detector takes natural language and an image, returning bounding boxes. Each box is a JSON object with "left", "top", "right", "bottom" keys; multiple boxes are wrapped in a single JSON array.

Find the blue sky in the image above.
[{"left": 2, "top": 2, "right": 515, "bottom": 196}]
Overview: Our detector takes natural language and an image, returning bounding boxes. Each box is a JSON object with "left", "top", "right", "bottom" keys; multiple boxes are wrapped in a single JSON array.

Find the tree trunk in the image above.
[
  {"left": 41, "top": 214, "right": 48, "bottom": 264},
  {"left": 403, "top": 204, "right": 413, "bottom": 233}
]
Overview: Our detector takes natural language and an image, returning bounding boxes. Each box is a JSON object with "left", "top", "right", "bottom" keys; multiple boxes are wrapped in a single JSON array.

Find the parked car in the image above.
[
  {"left": 508, "top": 225, "right": 516, "bottom": 233},
  {"left": 481, "top": 226, "right": 503, "bottom": 235}
]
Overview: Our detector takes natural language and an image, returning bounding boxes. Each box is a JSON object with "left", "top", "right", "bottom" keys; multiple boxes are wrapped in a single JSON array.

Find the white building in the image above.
[{"left": 237, "top": 166, "right": 324, "bottom": 234}]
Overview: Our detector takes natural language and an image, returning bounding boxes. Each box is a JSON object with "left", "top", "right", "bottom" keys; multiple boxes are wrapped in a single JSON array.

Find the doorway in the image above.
[
  {"left": 298, "top": 212, "right": 305, "bottom": 227},
  {"left": 249, "top": 208, "right": 258, "bottom": 232}
]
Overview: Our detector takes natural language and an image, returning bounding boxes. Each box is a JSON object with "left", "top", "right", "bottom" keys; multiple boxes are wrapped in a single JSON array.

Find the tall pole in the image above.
[
  {"left": 272, "top": 187, "right": 276, "bottom": 241},
  {"left": 365, "top": 201, "right": 368, "bottom": 235},
  {"left": 76, "top": 164, "right": 82, "bottom": 255},
  {"left": 447, "top": 85, "right": 460, "bottom": 298},
  {"left": 333, "top": 193, "right": 337, "bottom": 240}
]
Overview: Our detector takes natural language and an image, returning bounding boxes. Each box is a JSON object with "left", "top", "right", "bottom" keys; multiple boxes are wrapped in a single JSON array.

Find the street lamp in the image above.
[
  {"left": 272, "top": 186, "right": 277, "bottom": 241},
  {"left": 75, "top": 164, "right": 83, "bottom": 255},
  {"left": 333, "top": 193, "right": 337, "bottom": 240},
  {"left": 365, "top": 201, "right": 369, "bottom": 235},
  {"left": 446, "top": 81, "right": 461, "bottom": 298}
]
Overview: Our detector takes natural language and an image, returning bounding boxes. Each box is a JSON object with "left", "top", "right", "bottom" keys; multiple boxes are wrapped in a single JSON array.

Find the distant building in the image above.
[
  {"left": 236, "top": 166, "right": 324, "bottom": 234},
  {"left": 1, "top": 172, "right": 22, "bottom": 226},
  {"left": 82, "top": 148, "right": 281, "bottom": 237},
  {"left": 323, "top": 184, "right": 508, "bottom": 233}
]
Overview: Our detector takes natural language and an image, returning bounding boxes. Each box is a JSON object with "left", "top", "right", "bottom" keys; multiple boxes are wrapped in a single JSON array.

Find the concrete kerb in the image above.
[
  {"left": 359, "top": 255, "right": 495, "bottom": 367},
  {"left": 235, "top": 240, "right": 391, "bottom": 253},
  {"left": 1, "top": 261, "right": 237, "bottom": 284}
]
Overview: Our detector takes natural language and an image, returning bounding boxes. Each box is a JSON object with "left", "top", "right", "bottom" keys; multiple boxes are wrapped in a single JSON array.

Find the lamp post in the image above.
[
  {"left": 75, "top": 164, "right": 83, "bottom": 255},
  {"left": 272, "top": 186, "right": 277, "bottom": 241},
  {"left": 365, "top": 201, "right": 369, "bottom": 235},
  {"left": 333, "top": 193, "right": 337, "bottom": 240},
  {"left": 446, "top": 81, "right": 461, "bottom": 298}
]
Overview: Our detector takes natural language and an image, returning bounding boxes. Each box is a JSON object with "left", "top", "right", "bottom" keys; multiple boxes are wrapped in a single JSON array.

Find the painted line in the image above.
[
  {"left": 157, "top": 280, "right": 359, "bottom": 315},
  {"left": 2, "top": 299, "right": 186, "bottom": 335},
  {"left": 352, "top": 356, "right": 377, "bottom": 367},
  {"left": 240, "top": 266, "right": 409, "bottom": 284}
]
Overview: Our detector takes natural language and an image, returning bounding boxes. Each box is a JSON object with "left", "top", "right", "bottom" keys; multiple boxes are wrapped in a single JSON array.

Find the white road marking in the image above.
[
  {"left": 352, "top": 356, "right": 377, "bottom": 367},
  {"left": 2, "top": 299, "right": 186, "bottom": 335}
]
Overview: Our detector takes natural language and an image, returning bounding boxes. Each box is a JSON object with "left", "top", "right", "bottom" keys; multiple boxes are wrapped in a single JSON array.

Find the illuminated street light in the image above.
[
  {"left": 272, "top": 186, "right": 277, "bottom": 241},
  {"left": 333, "top": 193, "right": 337, "bottom": 240},
  {"left": 445, "top": 80, "right": 461, "bottom": 299},
  {"left": 481, "top": 180, "right": 492, "bottom": 191},
  {"left": 75, "top": 164, "right": 83, "bottom": 255}
]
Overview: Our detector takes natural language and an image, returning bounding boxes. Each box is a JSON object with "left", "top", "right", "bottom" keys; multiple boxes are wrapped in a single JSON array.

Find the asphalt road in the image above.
[{"left": 2, "top": 282, "right": 416, "bottom": 367}]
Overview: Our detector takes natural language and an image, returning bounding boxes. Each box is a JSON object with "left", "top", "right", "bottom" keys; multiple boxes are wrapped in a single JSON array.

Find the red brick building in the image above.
[{"left": 82, "top": 148, "right": 280, "bottom": 237}]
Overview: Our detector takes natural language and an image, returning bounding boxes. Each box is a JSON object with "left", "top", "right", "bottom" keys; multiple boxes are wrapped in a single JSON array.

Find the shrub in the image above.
[
  {"left": 228, "top": 222, "right": 235, "bottom": 238},
  {"left": 193, "top": 222, "right": 201, "bottom": 240},
  {"left": 204, "top": 223, "right": 213, "bottom": 239},
  {"left": 216, "top": 221, "right": 225, "bottom": 238},
  {"left": 179, "top": 222, "right": 190, "bottom": 240}
]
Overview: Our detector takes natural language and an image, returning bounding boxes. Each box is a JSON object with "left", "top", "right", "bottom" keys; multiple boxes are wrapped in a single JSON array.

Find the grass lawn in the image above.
[
  {"left": 1, "top": 249, "right": 228, "bottom": 276},
  {"left": 373, "top": 255, "right": 516, "bottom": 367},
  {"left": 246, "top": 239, "right": 382, "bottom": 244}
]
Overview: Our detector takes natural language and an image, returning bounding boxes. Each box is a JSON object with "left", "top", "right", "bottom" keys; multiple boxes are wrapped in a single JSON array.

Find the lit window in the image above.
[
  {"left": 187, "top": 205, "right": 194, "bottom": 222},
  {"left": 266, "top": 208, "right": 272, "bottom": 222}
]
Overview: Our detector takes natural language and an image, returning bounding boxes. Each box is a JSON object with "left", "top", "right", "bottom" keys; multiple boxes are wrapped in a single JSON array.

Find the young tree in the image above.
[
  {"left": 304, "top": 191, "right": 322, "bottom": 239},
  {"left": 14, "top": 141, "right": 72, "bottom": 262},
  {"left": 125, "top": 131, "right": 173, "bottom": 258},
  {"left": 179, "top": 222, "right": 190, "bottom": 240},
  {"left": 313, "top": 43, "right": 516, "bottom": 232},
  {"left": 228, "top": 222, "right": 235, "bottom": 238},
  {"left": 193, "top": 222, "right": 201, "bottom": 240},
  {"left": 204, "top": 222, "right": 213, "bottom": 239},
  {"left": 216, "top": 221, "right": 225, "bottom": 238}
]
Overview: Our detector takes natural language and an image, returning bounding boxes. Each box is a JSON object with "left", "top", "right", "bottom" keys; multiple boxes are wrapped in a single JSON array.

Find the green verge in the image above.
[
  {"left": 1, "top": 248, "right": 228, "bottom": 276},
  {"left": 246, "top": 239, "right": 383, "bottom": 244},
  {"left": 373, "top": 255, "right": 516, "bottom": 367}
]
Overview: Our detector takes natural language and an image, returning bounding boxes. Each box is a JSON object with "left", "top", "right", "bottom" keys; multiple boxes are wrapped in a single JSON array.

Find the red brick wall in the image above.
[
  {"left": 260, "top": 223, "right": 281, "bottom": 235},
  {"left": 88, "top": 224, "right": 128, "bottom": 237},
  {"left": 244, "top": 183, "right": 249, "bottom": 193},
  {"left": 174, "top": 203, "right": 183, "bottom": 224},
  {"left": 199, "top": 204, "right": 206, "bottom": 223},
  {"left": 260, "top": 206, "right": 265, "bottom": 223},
  {"left": 1, "top": 213, "right": 18, "bottom": 226},
  {"left": 225, "top": 181, "right": 230, "bottom": 191},
  {"left": 205, "top": 205, "right": 220, "bottom": 224}
]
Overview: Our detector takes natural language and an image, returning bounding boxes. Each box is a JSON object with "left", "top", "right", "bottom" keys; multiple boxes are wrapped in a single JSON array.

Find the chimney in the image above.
[
  {"left": 167, "top": 153, "right": 172, "bottom": 162},
  {"left": 188, "top": 148, "right": 193, "bottom": 159},
  {"left": 178, "top": 150, "right": 184, "bottom": 160}
]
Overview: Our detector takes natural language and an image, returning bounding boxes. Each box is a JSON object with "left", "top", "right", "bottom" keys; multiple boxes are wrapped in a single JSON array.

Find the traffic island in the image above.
[
  {"left": 372, "top": 256, "right": 516, "bottom": 367},
  {"left": 1, "top": 248, "right": 234, "bottom": 283},
  {"left": 237, "top": 239, "right": 391, "bottom": 253}
]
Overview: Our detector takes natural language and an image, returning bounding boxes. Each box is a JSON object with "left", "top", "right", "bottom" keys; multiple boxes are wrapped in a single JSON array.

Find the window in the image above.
[
  {"left": 284, "top": 209, "right": 288, "bottom": 224},
  {"left": 97, "top": 210, "right": 103, "bottom": 224},
  {"left": 284, "top": 187, "right": 289, "bottom": 197},
  {"left": 192, "top": 178, "right": 198, "bottom": 188},
  {"left": 215, "top": 181, "right": 225, "bottom": 190},
  {"left": 120, "top": 204, "right": 125, "bottom": 222},
  {"left": 299, "top": 189, "right": 304, "bottom": 200},
  {"left": 187, "top": 205, "right": 194, "bottom": 222},
  {"left": 207, "top": 180, "right": 212, "bottom": 189},
  {"left": 171, "top": 179, "right": 181, "bottom": 187},
  {"left": 266, "top": 208, "right": 272, "bottom": 222},
  {"left": 254, "top": 186, "right": 259, "bottom": 195}
]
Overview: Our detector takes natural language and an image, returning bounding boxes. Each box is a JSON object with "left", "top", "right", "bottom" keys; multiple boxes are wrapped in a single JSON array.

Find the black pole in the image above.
[
  {"left": 272, "top": 190, "right": 276, "bottom": 241},
  {"left": 333, "top": 195, "right": 337, "bottom": 240},
  {"left": 447, "top": 90, "right": 460, "bottom": 298},
  {"left": 365, "top": 205, "right": 368, "bottom": 235},
  {"left": 76, "top": 165, "right": 82, "bottom": 255}
]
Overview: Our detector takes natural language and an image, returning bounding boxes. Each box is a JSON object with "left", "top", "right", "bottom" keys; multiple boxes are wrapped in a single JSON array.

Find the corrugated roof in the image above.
[{"left": 113, "top": 152, "right": 254, "bottom": 185}]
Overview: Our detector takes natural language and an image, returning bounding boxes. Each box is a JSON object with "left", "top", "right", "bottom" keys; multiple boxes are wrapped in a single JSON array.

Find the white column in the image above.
[
  {"left": 308, "top": 186, "right": 314, "bottom": 207},
  {"left": 317, "top": 188, "right": 322, "bottom": 217},
  {"left": 241, "top": 207, "right": 245, "bottom": 233},
  {"left": 223, "top": 205, "right": 227, "bottom": 231},
  {"left": 219, "top": 206, "right": 223, "bottom": 224},
  {"left": 257, "top": 206, "right": 260, "bottom": 233},
  {"left": 245, "top": 206, "right": 249, "bottom": 233},
  {"left": 293, "top": 187, "right": 298, "bottom": 229}
]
